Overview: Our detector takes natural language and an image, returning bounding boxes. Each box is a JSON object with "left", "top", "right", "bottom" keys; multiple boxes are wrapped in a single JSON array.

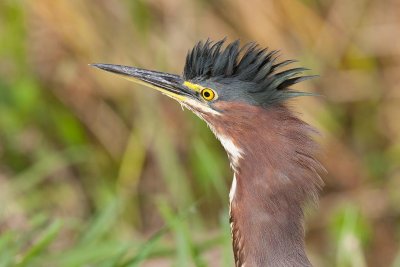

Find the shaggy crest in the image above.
[{"left": 183, "top": 39, "right": 317, "bottom": 106}]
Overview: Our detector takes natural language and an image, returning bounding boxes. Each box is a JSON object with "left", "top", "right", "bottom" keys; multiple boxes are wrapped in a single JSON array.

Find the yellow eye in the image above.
[{"left": 201, "top": 88, "right": 216, "bottom": 101}]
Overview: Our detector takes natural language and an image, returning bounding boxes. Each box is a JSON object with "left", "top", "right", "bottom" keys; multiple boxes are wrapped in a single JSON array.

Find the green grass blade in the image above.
[{"left": 15, "top": 220, "right": 62, "bottom": 267}]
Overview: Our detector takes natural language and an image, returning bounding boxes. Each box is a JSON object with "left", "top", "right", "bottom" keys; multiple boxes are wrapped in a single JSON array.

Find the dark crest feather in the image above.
[{"left": 183, "top": 39, "right": 316, "bottom": 106}]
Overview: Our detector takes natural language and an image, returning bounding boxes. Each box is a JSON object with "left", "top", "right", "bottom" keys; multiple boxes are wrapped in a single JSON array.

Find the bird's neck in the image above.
[{"left": 206, "top": 103, "right": 323, "bottom": 267}]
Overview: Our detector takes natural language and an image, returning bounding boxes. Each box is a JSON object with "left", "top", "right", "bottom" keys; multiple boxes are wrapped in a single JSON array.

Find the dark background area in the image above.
[{"left": 0, "top": 0, "right": 399, "bottom": 266}]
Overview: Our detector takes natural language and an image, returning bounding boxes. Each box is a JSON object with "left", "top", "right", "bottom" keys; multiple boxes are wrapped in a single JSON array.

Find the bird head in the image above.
[{"left": 92, "top": 39, "right": 315, "bottom": 138}]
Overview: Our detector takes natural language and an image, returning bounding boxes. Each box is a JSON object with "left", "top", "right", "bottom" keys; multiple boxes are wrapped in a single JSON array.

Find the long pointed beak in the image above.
[{"left": 91, "top": 63, "right": 194, "bottom": 101}]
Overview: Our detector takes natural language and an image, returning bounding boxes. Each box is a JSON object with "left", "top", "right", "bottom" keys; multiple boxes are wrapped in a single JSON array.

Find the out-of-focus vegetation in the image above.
[{"left": 0, "top": 0, "right": 399, "bottom": 266}]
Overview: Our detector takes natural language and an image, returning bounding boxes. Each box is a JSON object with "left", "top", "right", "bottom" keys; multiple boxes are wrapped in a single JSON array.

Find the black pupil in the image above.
[{"left": 204, "top": 91, "right": 211, "bottom": 98}]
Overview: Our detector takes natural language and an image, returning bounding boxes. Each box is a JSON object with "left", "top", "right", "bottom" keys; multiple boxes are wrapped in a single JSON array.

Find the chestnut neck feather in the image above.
[{"left": 203, "top": 102, "right": 323, "bottom": 267}]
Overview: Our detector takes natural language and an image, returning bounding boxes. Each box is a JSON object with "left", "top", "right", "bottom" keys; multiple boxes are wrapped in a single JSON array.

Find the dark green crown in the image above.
[{"left": 183, "top": 39, "right": 316, "bottom": 106}]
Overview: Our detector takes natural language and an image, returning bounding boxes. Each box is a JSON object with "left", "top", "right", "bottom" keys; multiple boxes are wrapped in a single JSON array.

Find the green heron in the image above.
[{"left": 92, "top": 39, "right": 324, "bottom": 267}]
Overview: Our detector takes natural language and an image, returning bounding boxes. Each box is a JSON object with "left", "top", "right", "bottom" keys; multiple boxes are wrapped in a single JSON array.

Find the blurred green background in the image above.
[{"left": 0, "top": 0, "right": 399, "bottom": 266}]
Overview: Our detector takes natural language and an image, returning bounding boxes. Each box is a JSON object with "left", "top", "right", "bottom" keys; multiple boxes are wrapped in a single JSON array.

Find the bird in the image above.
[{"left": 92, "top": 39, "right": 324, "bottom": 267}]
